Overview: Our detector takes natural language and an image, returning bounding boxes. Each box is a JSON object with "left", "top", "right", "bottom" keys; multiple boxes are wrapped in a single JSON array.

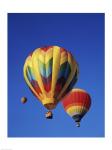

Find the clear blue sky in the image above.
[{"left": 8, "top": 13, "right": 104, "bottom": 137}]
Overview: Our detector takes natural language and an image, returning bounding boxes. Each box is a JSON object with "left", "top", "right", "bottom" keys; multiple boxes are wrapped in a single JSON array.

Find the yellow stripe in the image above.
[
  {"left": 66, "top": 106, "right": 87, "bottom": 116},
  {"left": 60, "top": 52, "right": 68, "bottom": 65},
  {"left": 32, "top": 49, "right": 46, "bottom": 101},
  {"left": 61, "top": 51, "right": 67, "bottom": 57},
  {"left": 51, "top": 46, "right": 61, "bottom": 98},
  {"left": 45, "top": 48, "right": 53, "bottom": 64},
  {"left": 65, "top": 103, "right": 84, "bottom": 110},
  {"left": 38, "top": 52, "right": 45, "bottom": 64},
  {"left": 23, "top": 57, "right": 41, "bottom": 101},
  {"left": 71, "top": 88, "right": 87, "bottom": 93},
  {"left": 57, "top": 53, "right": 78, "bottom": 100},
  {"left": 38, "top": 48, "right": 53, "bottom": 64}
]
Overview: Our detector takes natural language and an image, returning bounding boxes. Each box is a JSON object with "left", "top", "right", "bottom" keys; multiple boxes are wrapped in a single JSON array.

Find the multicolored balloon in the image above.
[
  {"left": 62, "top": 88, "right": 91, "bottom": 127},
  {"left": 23, "top": 46, "right": 79, "bottom": 114}
]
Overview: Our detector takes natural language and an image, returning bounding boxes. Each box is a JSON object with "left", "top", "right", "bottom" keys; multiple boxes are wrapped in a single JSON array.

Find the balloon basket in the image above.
[
  {"left": 76, "top": 122, "right": 80, "bottom": 127},
  {"left": 45, "top": 111, "right": 53, "bottom": 119}
]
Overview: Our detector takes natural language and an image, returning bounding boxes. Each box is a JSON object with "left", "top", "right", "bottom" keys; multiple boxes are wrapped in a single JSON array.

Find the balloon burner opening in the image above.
[{"left": 44, "top": 103, "right": 56, "bottom": 110}]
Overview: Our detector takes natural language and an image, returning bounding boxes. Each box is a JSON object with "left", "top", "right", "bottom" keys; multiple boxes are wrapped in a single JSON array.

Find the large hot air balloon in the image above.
[
  {"left": 23, "top": 46, "right": 79, "bottom": 118},
  {"left": 62, "top": 88, "right": 91, "bottom": 127}
]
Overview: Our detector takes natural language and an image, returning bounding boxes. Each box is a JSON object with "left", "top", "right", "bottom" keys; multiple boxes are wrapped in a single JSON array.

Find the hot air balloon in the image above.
[
  {"left": 21, "top": 97, "right": 27, "bottom": 104},
  {"left": 23, "top": 46, "right": 79, "bottom": 118},
  {"left": 62, "top": 88, "right": 91, "bottom": 127}
]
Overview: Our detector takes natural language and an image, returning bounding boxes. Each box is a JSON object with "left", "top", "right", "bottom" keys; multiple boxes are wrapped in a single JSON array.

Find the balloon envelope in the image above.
[
  {"left": 23, "top": 46, "right": 79, "bottom": 110},
  {"left": 62, "top": 88, "right": 91, "bottom": 126},
  {"left": 21, "top": 97, "right": 27, "bottom": 104}
]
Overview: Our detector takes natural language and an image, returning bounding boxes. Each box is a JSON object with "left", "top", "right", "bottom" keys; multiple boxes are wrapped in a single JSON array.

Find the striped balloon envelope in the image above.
[
  {"left": 62, "top": 88, "right": 91, "bottom": 127},
  {"left": 23, "top": 46, "right": 79, "bottom": 116}
]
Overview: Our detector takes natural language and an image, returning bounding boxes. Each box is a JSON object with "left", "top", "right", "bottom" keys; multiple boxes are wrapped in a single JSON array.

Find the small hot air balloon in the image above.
[
  {"left": 21, "top": 97, "right": 27, "bottom": 104},
  {"left": 62, "top": 88, "right": 91, "bottom": 127},
  {"left": 23, "top": 46, "right": 79, "bottom": 118}
]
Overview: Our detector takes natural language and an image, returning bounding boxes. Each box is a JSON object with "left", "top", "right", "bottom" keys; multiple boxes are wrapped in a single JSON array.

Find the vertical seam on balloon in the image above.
[
  {"left": 80, "top": 92, "right": 85, "bottom": 114},
  {"left": 45, "top": 48, "right": 53, "bottom": 93},
  {"left": 32, "top": 49, "right": 46, "bottom": 101},
  {"left": 51, "top": 46, "right": 61, "bottom": 99}
]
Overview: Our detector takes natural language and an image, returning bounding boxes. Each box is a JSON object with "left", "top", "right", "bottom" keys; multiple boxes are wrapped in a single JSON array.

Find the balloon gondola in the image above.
[{"left": 45, "top": 111, "right": 53, "bottom": 119}]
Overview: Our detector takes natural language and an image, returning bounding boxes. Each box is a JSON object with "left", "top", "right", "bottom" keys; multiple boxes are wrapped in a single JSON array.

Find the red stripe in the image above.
[
  {"left": 54, "top": 83, "right": 62, "bottom": 97},
  {"left": 62, "top": 91, "right": 91, "bottom": 110},
  {"left": 44, "top": 82, "right": 51, "bottom": 92},
  {"left": 60, "top": 47, "right": 67, "bottom": 53},
  {"left": 31, "top": 80, "right": 42, "bottom": 94},
  {"left": 41, "top": 46, "right": 53, "bottom": 52}
]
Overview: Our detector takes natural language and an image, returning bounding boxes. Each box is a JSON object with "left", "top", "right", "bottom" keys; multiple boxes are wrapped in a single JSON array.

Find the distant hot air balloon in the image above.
[
  {"left": 62, "top": 88, "right": 91, "bottom": 127},
  {"left": 21, "top": 97, "right": 27, "bottom": 104},
  {"left": 23, "top": 46, "right": 79, "bottom": 118}
]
